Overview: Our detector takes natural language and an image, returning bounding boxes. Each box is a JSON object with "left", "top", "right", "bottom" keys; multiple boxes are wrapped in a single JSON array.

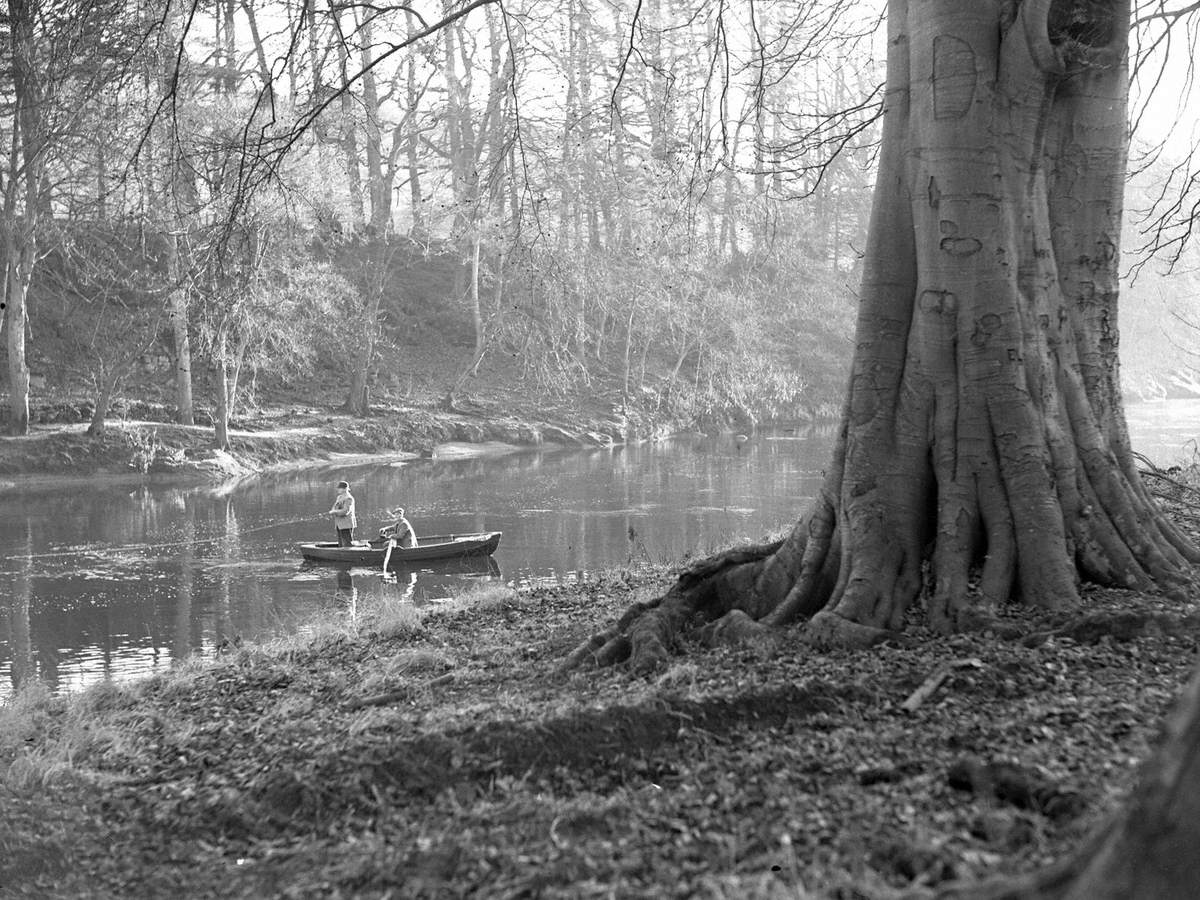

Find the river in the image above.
[{"left": 1, "top": 400, "right": 1195, "bottom": 699}]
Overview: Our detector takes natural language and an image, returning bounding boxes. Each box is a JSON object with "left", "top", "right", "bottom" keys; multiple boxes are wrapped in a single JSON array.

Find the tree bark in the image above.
[
  {"left": 344, "top": 6, "right": 395, "bottom": 416},
  {"left": 5, "top": 245, "right": 32, "bottom": 436},
  {"left": 569, "top": 0, "right": 1198, "bottom": 673},
  {"left": 359, "top": 11, "right": 392, "bottom": 236},
  {"left": 3, "top": 0, "right": 42, "bottom": 437},
  {"left": 404, "top": 11, "right": 428, "bottom": 242},
  {"left": 346, "top": 241, "right": 386, "bottom": 415},
  {"left": 214, "top": 328, "right": 230, "bottom": 450},
  {"left": 155, "top": 3, "right": 195, "bottom": 427},
  {"left": 469, "top": 230, "right": 484, "bottom": 360},
  {"left": 166, "top": 232, "right": 195, "bottom": 425},
  {"left": 88, "top": 368, "right": 120, "bottom": 436},
  {"left": 331, "top": 1, "right": 365, "bottom": 230}
]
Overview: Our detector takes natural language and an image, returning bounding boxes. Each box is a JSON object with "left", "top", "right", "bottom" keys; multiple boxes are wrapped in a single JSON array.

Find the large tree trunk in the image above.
[{"left": 569, "top": 0, "right": 1199, "bottom": 672}]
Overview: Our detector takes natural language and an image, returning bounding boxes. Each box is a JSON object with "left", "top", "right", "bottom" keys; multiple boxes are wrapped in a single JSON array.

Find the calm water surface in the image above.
[
  {"left": 2, "top": 401, "right": 1194, "bottom": 699},
  {"left": 1123, "top": 398, "right": 1200, "bottom": 467},
  {"left": 1, "top": 428, "right": 834, "bottom": 697}
]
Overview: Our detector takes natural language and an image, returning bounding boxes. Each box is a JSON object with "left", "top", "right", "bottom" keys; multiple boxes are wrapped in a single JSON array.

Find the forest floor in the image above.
[{"left": 3, "top": 483, "right": 1199, "bottom": 898}]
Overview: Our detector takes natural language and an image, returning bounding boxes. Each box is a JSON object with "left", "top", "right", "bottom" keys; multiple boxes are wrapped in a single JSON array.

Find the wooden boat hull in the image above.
[{"left": 298, "top": 531, "right": 502, "bottom": 567}]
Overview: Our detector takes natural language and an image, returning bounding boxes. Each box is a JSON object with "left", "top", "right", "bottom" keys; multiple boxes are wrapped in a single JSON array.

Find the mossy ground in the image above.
[{"left": 3, "top": 496, "right": 1199, "bottom": 900}]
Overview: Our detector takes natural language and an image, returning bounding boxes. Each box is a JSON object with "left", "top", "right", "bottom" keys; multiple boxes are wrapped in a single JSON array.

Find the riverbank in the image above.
[
  {"left": 3, "top": 482, "right": 1199, "bottom": 898},
  {"left": 0, "top": 392, "right": 697, "bottom": 489}
]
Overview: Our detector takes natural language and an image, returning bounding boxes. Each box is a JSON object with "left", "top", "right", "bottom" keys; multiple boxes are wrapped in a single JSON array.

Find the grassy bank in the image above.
[{"left": 3, "top": 530, "right": 1199, "bottom": 899}]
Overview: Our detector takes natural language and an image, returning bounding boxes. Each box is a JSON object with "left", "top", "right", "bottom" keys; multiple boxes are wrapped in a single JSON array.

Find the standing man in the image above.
[{"left": 328, "top": 480, "right": 357, "bottom": 547}]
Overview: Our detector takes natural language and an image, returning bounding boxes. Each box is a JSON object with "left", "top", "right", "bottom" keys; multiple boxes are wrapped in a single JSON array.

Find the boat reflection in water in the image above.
[{"left": 311, "top": 553, "right": 503, "bottom": 610}]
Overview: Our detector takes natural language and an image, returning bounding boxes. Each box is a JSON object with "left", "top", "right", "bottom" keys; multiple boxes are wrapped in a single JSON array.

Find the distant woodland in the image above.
[
  {"left": 0, "top": 0, "right": 887, "bottom": 443},
  {"left": 0, "top": 1, "right": 1194, "bottom": 444}
]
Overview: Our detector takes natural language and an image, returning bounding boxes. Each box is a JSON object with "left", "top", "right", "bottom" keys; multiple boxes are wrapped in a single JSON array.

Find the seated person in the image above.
[{"left": 380, "top": 507, "right": 418, "bottom": 575}]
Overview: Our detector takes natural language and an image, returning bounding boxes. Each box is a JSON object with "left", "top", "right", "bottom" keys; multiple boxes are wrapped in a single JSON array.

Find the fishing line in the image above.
[{"left": 1, "top": 514, "right": 329, "bottom": 563}]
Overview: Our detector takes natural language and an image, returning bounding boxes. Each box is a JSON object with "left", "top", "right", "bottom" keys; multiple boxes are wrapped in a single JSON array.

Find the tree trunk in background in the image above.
[
  {"left": 405, "top": 11, "right": 427, "bottom": 242},
  {"left": 360, "top": 11, "right": 391, "bottom": 235},
  {"left": 559, "top": 0, "right": 580, "bottom": 250},
  {"left": 166, "top": 232, "right": 194, "bottom": 425},
  {"left": 3, "top": 0, "right": 43, "bottom": 436},
  {"left": 332, "top": 3, "right": 365, "bottom": 230},
  {"left": 477, "top": 249, "right": 504, "bottom": 376},
  {"left": 344, "top": 8, "right": 394, "bottom": 415},
  {"left": 621, "top": 302, "right": 636, "bottom": 401},
  {"left": 750, "top": 7, "right": 769, "bottom": 259},
  {"left": 154, "top": 3, "right": 195, "bottom": 427},
  {"left": 572, "top": 1, "right": 605, "bottom": 253},
  {"left": 227, "top": 330, "right": 249, "bottom": 420},
  {"left": 4, "top": 241, "right": 32, "bottom": 435},
  {"left": 469, "top": 230, "right": 483, "bottom": 359},
  {"left": 88, "top": 368, "right": 120, "bottom": 435},
  {"left": 346, "top": 242, "right": 386, "bottom": 415},
  {"left": 643, "top": 0, "right": 671, "bottom": 162},
  {"left": 571, "top": 0, "right": 1199, "bottom": 672},
  {"left": 214, "top": 328, "right": 230, "bottom": 450},
  {"left": 241, "top": 0, "right": 273, "bottom": 85},
  {"left": 722, "top": 119, "right": 744, "bottom": 261},
  {"left": 440, "top": 6, "right": 474, "bottom": 329}
]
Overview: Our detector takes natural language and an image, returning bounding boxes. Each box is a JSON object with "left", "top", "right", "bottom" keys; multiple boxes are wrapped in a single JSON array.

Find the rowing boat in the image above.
[{"left": 298, "top": 531, "right": 502, "bottom": 566}]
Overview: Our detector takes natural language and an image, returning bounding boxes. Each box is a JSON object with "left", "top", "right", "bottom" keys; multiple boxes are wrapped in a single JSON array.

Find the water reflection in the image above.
[
  {"left": 1124, "top": 398, "right": 1200, "bottom": 467},
  {"left": 11, "top": 409, "right": 1187, "bottom": 700},
  {"left": 7, "top": 522, "right": 33, "bottom": 690},
  {"left": 0, "top": 427, "right": 842, "bottom": 698}
]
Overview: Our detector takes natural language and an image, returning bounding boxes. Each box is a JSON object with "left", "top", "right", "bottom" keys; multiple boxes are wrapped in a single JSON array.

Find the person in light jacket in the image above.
[
  {"left": 380, "top": 507, "right": 418, "bottom": 575},
  {"left": 327, "top": 481, "right": 357, "bottom": 547}
]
